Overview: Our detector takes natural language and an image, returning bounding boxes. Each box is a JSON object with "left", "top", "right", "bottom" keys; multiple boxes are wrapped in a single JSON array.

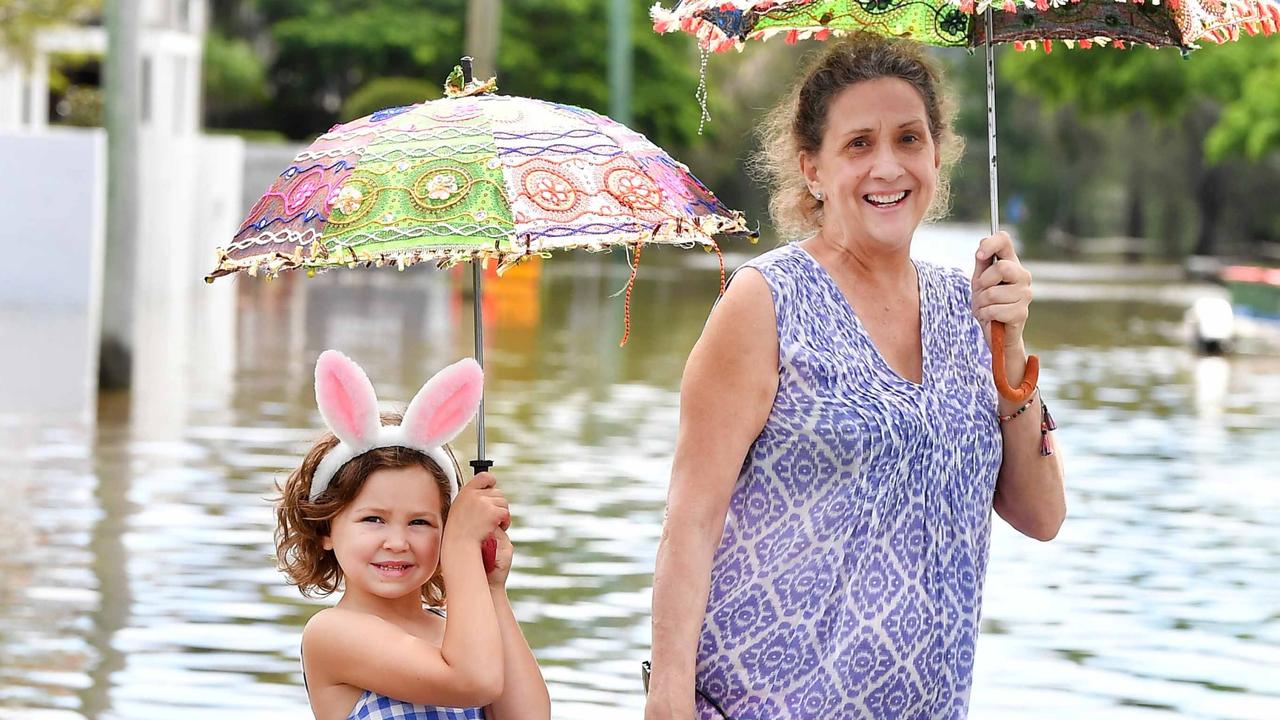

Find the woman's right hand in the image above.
[{"left": 444, "top": 472, "right": 509, "bottom": 546}]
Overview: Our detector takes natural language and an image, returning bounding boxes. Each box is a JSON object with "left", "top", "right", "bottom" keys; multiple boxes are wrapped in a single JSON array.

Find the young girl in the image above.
[{"left": 275, "top": 350, "right": 551, "bottom": 720}]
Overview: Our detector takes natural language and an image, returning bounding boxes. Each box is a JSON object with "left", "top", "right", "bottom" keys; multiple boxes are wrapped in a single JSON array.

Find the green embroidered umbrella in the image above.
[
  {"left": 208, "top": 59, "right": 754, "bottom": 471},
  {"left": 652, "top": 0, "right": 1280, "bottom": 403},
  {"left": 208, "top": 63, "right": 750, "bottom": 281}
]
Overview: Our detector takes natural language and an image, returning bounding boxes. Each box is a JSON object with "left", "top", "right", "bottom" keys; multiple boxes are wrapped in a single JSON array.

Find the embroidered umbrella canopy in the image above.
[
  {"left": 652, "top": 0, "right": 1279, "bottom": 52},
  {"left": 208, "top": 59, "right": 754, "bottom": 472},
  {"left": 652, "top": 0, "right": 1279, "bottom": 403}
]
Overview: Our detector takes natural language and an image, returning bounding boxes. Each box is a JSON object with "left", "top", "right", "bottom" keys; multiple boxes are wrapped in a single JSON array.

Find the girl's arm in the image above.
[
  {"left": 303, "top": 475, "right": 509, "bottom": 708},
  {"left": 645, "top": 269, "right": 778, "bottom": 720},
  {"left": 484, "top": 568, "right": 551, "bottom": 720}
]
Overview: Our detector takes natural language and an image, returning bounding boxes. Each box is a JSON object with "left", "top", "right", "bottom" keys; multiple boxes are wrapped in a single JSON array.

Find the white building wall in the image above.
[{"left": 0, "top": 128, "right": 108, "bottom": 421}]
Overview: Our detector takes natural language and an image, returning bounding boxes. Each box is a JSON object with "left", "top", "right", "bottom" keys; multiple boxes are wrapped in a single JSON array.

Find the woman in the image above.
[{"left": 646, "top": 35, "right": 1066, "bottom": 720}]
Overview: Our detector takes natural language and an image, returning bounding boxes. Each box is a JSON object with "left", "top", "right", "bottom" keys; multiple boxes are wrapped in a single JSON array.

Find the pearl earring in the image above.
[{"left": 812, "top": 189, "right": 824, "bottom": 202}]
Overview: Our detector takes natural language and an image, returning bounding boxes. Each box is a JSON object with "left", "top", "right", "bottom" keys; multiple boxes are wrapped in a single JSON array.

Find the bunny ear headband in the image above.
[{"left": 309, "top": 350, "right": 483, "bottom": 501}]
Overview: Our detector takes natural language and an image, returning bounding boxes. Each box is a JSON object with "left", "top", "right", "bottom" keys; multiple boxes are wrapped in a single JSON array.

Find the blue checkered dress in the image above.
[
  {"left": 346, "top": 689, "right": 485, "bottom": 720},
  {"left": 303, "top": 609, "right": 487, "bottom": 720}
]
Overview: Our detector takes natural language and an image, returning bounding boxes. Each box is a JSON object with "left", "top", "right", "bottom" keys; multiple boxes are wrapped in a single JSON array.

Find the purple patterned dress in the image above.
[{"left": 694, "top": 244, "right": 1003, "bottom": 720}]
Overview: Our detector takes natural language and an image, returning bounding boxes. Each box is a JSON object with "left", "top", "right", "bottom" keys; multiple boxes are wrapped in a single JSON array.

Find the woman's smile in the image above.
[{"left": 864, "top": 189, "right": 910, "bottom": 209}]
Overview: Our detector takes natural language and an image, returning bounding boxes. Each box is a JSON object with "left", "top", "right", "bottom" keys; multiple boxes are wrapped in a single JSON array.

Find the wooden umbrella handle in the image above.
[
  {"left": 991, "top": 321, "right": 1038, "bottom": 403},
  {"left": 470, "top": 458, "right": 498, "bottom": 574}
]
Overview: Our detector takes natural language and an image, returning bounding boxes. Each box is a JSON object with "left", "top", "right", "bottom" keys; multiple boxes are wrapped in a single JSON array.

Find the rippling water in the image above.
[{"left": 2, "top": 243, "right": 1279, "bottom": 719}]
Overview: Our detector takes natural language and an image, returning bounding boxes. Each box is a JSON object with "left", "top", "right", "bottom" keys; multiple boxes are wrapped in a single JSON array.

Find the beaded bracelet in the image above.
[
  {"left": 998, "top": 390, "right": 1039, "bottom": 424},
  {"left": 997, "top": 387, "right": 1058, "bottom": 457}
]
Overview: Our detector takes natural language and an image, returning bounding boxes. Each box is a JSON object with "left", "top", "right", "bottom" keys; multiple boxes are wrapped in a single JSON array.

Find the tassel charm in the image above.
[{"left": 1039, "top": 400, "right": 1056, "bottom": 457}]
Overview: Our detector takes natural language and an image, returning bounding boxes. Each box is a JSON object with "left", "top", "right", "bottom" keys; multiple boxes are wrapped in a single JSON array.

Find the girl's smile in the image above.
[{"left": 323, "top": 465, "right": 445, "bottom": 606}]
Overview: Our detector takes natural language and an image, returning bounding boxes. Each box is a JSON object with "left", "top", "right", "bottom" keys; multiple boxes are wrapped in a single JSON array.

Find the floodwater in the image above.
[{"left": 2, "top": 233, "right": 1279, "bottom": 719}]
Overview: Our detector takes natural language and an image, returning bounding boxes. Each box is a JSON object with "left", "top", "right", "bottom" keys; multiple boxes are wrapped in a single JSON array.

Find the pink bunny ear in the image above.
[
  {"left": 402, "top": 358, "right": 484, "bottom": 447},
  {"left": 314, "top": 350, "right": 382, "bottom": 448}
]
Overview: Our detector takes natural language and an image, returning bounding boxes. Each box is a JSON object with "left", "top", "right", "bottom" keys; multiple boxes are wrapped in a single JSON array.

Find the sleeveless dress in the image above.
[
  {"left": 303, "top": 607, "right": 486, "bottom": 720},
  {"left": 345, "top": 690, "right": 485, "bottom": 720},
  {"left": 694, "top": 244, "right": 1003, "bottom": 720}
]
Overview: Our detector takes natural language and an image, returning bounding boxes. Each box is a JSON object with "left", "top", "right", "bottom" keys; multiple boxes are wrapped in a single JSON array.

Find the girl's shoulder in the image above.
[
  {"left": 301, "top": 606, "right": 353, "bottom": 661},
  {"left": 304, "top": 605, "right": 445, "bottom": 650}
]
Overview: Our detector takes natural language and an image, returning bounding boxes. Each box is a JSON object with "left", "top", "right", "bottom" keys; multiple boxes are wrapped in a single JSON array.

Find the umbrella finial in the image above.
[{"left": 444, "top": 56, "right": 499, "bottom": 99}]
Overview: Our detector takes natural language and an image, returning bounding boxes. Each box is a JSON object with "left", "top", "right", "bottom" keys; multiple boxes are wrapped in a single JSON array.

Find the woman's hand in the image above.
[
  {"left": 971, "top": 230, "right": 1033, "bottom": 349},
  {"left": 486, "top": 527, "right": 513, "bottom": 589},
  {"left": 445, "top": 473, "right": 510, "bottom": 547}
]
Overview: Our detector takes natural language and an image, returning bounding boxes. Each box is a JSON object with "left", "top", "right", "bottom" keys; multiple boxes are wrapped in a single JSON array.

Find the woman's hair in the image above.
[
  {"left": 274, "top": 411, "right": 460, "bottom": 607},
  {"left": 753, "top": 33, "right": 963, "bottom": 239}
]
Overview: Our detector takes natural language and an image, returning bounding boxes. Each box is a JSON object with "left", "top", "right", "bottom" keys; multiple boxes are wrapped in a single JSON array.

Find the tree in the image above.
[
  {"left": 208, "top": 1, "right": 708, "bottom": 151},
  {"left": 0, "top": 0, "right": 100, "bottom": 61},
  {"left": 340, "top": 76, "right": 440, "bottom": 121},
  {"left": 1206, "top": 41, "right": 1280, "bottom": 162},
  {"left": 1000, "top": 37, "right": 1280, "bottom": 257},
  {"left": 203, "top": 31, "right": 269, "bottom": 128}
]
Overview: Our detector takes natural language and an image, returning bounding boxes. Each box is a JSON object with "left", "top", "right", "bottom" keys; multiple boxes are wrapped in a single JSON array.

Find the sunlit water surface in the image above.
[{"left": 2, "top": 241, "right": 1278, "bottom": 719}]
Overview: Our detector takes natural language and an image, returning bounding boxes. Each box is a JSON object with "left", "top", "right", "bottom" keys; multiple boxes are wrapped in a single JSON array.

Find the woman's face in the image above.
[{"left": 801, "top": 77, "right": 940, "bottom": 252}]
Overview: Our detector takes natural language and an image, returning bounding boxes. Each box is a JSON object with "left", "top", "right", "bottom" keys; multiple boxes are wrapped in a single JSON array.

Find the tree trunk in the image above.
[
  {"left": 1192, "top": 165, "right": 1225, "bottom": 258},
  {"left": 1185, "top": 103, "right": 1222, "bottom": 259}
]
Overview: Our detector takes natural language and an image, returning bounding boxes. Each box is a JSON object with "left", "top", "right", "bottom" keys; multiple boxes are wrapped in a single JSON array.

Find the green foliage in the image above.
[
  {"left": 204, "top": 31, "right": 269, "bottom": 120},
  {"left": 47, "top": 51, "right": 102, "bottom": 126},
  {"left": 995, "top": 37, "right": 1280, "bottom": 256},
  {"left": 340, "top": 76, "right": 440, "bottom": 122},
  {"left": 1206, "top": 42, "right": 1280, "bottom": 162},
  {"left": 1000, "top": 37, "right": 1278, "bottom": 161},
  {"left": 49, "top": 83, "right": 101, "bottom": 125},
  {"left": 497, "top": 0, "right": 706, "bottom": 151},
  {"left": 210, "top": 0, "right": 707, "bottom": 151},
  {"left": 0, "top": 0, "right": 99, "bottom": 61},
  {"left": 247, "top": 0, "right": 464, "bottom": 137}
]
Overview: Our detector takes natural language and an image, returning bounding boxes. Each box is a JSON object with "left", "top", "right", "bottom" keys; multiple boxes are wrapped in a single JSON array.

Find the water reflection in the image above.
[{"left": 1, "top": 243, "right": 1279, "bottom": 719}]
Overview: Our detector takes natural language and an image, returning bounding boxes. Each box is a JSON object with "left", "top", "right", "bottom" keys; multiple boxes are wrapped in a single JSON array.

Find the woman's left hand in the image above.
[
  {"left": 971, "top": 231, "right": 1032, "bottom": 348},
  {"left": 486, "top": 527, "right": 514, "bottom": 589}
]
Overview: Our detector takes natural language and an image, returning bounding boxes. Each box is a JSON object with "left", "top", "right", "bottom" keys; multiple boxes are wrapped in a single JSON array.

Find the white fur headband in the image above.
[{"left": 309, "top": 350, "right": 483, "bottom": 501}]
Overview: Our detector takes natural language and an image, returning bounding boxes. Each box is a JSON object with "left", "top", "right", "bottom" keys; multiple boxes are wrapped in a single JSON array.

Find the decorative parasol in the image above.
[
  {"left": 652, "top": 0, "right": 1279, "bottom": 403},
  {"left": 208, "top": 58, "right": 754, "bottom": 476}
]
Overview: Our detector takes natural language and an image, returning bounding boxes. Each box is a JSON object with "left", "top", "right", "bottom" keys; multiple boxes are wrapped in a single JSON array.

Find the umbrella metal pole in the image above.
[
  {"left": 471, "top": 261, "right": 493, "bottom": 474},
  {"left": 982, "top": 10, "right": 1038, "bottom": 404},
  {"left": 985, "top": 8, "right": 999, "bottom": 236}
]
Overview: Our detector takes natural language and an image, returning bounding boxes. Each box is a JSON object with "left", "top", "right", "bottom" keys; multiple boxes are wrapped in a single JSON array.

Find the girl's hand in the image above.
[
  {"left": 445, "top": 473, "right": 510, "bottom": 547},
  {"left": 486, "top": 527, "right": 514, "bottom": 589},
  {"left": 972, "top": 231, "right": 1033, "bottom": 348}
]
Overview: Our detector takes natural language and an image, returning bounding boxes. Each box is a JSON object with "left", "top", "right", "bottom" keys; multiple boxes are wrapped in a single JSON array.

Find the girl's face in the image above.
[
  {"left": 323, "top": 465, "right": 445, "bottom": 602},
  {"left": 800, "top": 77, "right": 940, "bottom": 252}
]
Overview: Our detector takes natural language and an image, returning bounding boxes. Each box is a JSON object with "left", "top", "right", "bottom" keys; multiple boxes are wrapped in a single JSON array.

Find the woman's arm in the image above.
[
  {"left": 991, "top": 341, "right": 1066, "bottom": 540},
  {"left": 645, "top": 269, "right": 779, "bottom": 720},
  {"left": 484, "top": 530, "right": 551, "bottom": 720},
  {"left": 972, "top": 233, "right": 1067, "bottom": 541}
]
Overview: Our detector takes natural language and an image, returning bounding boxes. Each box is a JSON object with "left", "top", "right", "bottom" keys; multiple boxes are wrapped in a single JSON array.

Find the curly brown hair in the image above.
[
  {"left": 753, "top": 33, "right": 963, "bottom": 240},
  {"left": 274, "top": 412, "right": 461, "bottom": 607}
]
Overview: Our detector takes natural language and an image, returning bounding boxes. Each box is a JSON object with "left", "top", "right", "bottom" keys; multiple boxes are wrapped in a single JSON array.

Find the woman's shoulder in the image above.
[
  {"left": 740, "top": 241, "right": 806, "bottom": 273},
  {"left": 917, "top": 259, "right": 973, "bottom": 300}
]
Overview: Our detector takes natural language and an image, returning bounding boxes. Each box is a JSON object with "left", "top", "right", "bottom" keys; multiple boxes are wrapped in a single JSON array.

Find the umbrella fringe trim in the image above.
[
  {"left": 206, "top": 213, "right": 755, "bottom": 282},
  {"left": 654, "top": 0, "right": 1278, "bottom": 51}
]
